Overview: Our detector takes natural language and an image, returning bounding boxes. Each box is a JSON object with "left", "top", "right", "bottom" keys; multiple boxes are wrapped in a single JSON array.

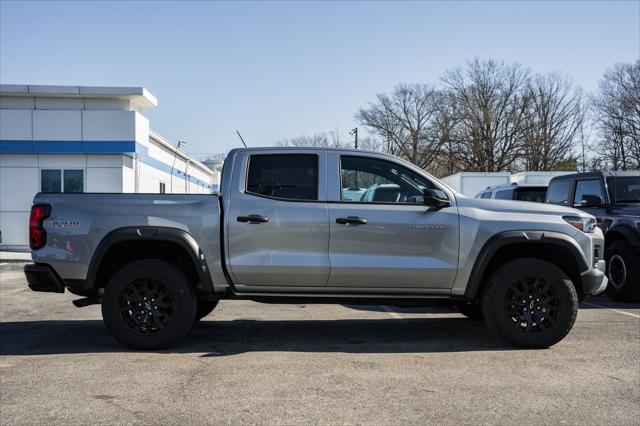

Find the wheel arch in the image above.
[
  {"left": 464, "top": 231, "right": 589, "bottom": 301},
  {"left": 86, "top": 227, "right": 214, "bottom": 293},
  {"left": 605, "top": 225, "right": 640, "bottom": 250}
]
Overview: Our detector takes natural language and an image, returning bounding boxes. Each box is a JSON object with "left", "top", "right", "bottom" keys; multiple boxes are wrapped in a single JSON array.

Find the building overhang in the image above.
[{"left": 0, "top": 84, "right": 158, "bottom": 110}]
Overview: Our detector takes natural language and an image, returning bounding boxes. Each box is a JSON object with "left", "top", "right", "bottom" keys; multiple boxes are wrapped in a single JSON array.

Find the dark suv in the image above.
[
  {"left": 475, "top": 183, "right": 548, "bottom": 203},
  {"left": 546, "top": 171, "right": 640, "bottom": 302}
]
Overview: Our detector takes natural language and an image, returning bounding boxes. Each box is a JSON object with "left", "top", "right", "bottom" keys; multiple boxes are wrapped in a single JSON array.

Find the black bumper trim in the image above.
[{"left": 24, "top": 264, "right": 65, "bottom": 293}]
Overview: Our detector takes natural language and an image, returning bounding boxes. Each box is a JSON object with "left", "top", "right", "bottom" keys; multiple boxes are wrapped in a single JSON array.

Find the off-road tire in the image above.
[
  {"left": 481, "top": 258, "right": 578, "bottom": 348},
  {"left": 102, "top": 260, "right": 197, "bottom": 350},
  {"left": 196, "top": 300, "right": 219, "bottom": 321},
  {"left": 453, "top": 301, "right": 483, "bottom": 319},
  {"left": 605, "top": 240, "right": 640, "bottom": 303}
]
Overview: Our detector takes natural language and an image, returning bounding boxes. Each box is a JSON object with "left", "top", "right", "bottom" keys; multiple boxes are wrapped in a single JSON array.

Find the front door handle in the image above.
[
  {"left": 336, "top": 216, "right": 368, "bottom": 225},
  {"left": 237, "top": 214, "right": 270, "bottom": 223}
]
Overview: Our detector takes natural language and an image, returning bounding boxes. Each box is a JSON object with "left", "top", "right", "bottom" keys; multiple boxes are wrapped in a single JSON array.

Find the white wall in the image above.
[
  {"left": 1, "top": 88, "right": 216, "bottom": 248},
  {"left": 510, "top": 171, "right": 576, "bottom": 185},
  {"left": 441, "top": 173, "right": 511, "bottom": 196},
  {"left": 0, "top": 155, "right": 39, "bottom": 247}
]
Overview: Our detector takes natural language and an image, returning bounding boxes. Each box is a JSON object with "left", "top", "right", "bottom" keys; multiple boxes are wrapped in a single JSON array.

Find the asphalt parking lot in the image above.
[{"left": 1, "top": 262, "right": 639, "bottom": 425}]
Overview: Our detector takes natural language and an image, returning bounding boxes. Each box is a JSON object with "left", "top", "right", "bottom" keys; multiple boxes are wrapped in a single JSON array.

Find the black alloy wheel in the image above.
[
  {"left": 504, "top": 276, "right": 561, "bottom": 333},
  {"left": 118, "top": 279, "right": 175, "bottom": 335},
  {"left": 102, "top": 260, "right": 197, "bottom": 350}
]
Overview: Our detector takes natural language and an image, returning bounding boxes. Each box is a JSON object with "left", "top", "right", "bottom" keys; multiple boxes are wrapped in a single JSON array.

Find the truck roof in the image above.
[
  {"left": 549, "top": 170, "right": 640, "bottom": 182},
  {"left": 228, "top": 146, "right": 382, "bottom": 155},
  {"left": 484, "top": 183, "right": 548, "bottom": 190}
]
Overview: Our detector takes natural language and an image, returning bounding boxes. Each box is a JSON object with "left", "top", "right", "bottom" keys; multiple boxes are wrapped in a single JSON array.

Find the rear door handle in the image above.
[
  {"left": 336, "top": 216, "right": 368, "bottom": 225},
  {"left": 237, "top": 214, "right": 270, "bottom": 223}
]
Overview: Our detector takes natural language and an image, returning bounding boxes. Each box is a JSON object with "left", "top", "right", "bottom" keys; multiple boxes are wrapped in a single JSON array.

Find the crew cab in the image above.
[
  {"left": 546, "top": 171, "right": 640, "bottom": 302},
  {"left": 25, "top": 148, "right": 607, "bottom": 350}
]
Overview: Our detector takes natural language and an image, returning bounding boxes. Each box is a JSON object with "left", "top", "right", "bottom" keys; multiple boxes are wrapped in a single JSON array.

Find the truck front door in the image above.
[
  {"left": 326, "top": 153, "right": 459, "bottom": 290},
  {"left": 226, "top": 151, "right": 330, "bottom": 288}
]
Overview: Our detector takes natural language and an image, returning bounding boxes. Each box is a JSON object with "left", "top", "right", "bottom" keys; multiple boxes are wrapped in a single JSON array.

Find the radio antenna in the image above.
[{"left": 236, "top": 130, "right": 248, "bottom": 148}]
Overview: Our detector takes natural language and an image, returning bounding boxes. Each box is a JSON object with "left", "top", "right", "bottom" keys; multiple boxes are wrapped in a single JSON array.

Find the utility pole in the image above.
[{"left": 350, "top": 128, "right": 358, "bottom": 149}]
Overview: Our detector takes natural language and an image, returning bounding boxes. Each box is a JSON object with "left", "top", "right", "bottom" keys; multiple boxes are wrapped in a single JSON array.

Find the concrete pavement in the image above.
[{"left": 1, "top": 262, "right": 639, "bottom": 425}]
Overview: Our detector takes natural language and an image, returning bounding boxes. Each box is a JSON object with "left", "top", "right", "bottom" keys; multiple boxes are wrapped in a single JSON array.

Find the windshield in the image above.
[{"left": 607, "top": 176, "right": 640, "bottom": 204}]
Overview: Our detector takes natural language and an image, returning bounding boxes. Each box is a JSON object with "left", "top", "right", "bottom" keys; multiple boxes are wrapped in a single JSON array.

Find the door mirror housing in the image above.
[
  {"left": 423, "top": 188, "right": 451, "bottom": 209},
  {"left": 580, "top": 194, "right": 603, "bottom": 208}
]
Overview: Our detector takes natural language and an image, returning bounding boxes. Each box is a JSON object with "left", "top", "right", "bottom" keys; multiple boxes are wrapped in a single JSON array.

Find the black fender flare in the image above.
[
  {"left": 86, "top": 226, "right": 214, "bottom": 293},
  {"left": 605, "top": 224, "right": 640, "bottom": 250},
  {"left": 463, "top": 230, "right": 589, "bottom": 300}
]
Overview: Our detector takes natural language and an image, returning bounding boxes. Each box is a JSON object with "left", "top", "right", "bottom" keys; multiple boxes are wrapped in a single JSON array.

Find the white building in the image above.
[
  {"left": 440, "top": 172, "right": 512, "bottom": 196},
  {"left": 0, "top": 84, "right": 220, "bottom": 250},
  {"left": 441, "top": 171, "right": 575, "bottom": 196}
]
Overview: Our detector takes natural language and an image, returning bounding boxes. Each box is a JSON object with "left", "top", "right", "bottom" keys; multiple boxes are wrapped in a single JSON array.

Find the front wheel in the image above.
[
  {"left": 605, "top": 241, "right": 640, "bottom": 302},
  {"left": 481, "top": 258, "right": 578, "bottom": 348},
  {"left": 102, "top": 260, "right": 197, "bottom": 350}
]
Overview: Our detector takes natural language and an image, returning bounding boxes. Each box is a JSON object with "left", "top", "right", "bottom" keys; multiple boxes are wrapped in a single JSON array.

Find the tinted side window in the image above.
[
  {"left": 515, "top": 188, "right": 547, "bottom": 203},
  {"left": 340, "top": 156, "right": 442, "bottom": 204},
  {"left": 482, "top": 192, "right": 492, "bottom": 199},
  {"left": 546, "top": 180, "right": 572, "bottom": 205},
  {"left": 495, "top": 189, "right": 513, "bottom": 200},
  {"left": 246, "top": 154, "right": 318, "bottom": 201},
  {"left": 573, "top": 179, "right": 603, "bottom": 206}
]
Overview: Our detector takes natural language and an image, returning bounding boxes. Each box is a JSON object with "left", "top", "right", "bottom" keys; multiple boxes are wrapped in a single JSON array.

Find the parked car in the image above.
[
  {"left": 476, "top": 183, "right": 548, "bottom": 203},
  {"left": 24, "top": 147, "right": 607, "bottom": 350},
  {"left": 546, "top": 171, "right": 640, "bottom": 302}
]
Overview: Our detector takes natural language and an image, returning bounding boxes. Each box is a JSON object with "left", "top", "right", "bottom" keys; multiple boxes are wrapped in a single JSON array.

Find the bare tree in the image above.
[
  {"left": 276, "top": 130, "right": 385, "bottom": 152},
  {"left": 443, "top": 58, "right": 531, "bottom": 172},
  {"left": 276, "top": 132, "right": 333, "bottom": 148},
  {"left": 431, "top": 90, "right": 463, "bottom": 177},
  {"left": 520, "top": 72, "right": 583, "bottom": 171},
  {"left": 355, "top": 84, "right": 444, "bottom": 170},
  {"left": 592, "top": 61, "right": 640, "bottom": 170}
]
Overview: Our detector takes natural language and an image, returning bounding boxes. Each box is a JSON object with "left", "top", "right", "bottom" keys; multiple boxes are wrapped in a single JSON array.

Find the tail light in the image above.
[{"left": 29, "top": 204, "right": 51, "bottom": 250}]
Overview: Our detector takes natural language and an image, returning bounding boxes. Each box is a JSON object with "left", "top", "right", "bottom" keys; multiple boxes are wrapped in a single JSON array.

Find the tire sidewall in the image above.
[
  {"left": 605, "top": 241, "right": 640, "bottom": 301},
  {"left": 102, "top": 260, "right": 196, "bottom": 350},
  {"left": 482, "top": 259, "right": 578, "bottom": 348}
]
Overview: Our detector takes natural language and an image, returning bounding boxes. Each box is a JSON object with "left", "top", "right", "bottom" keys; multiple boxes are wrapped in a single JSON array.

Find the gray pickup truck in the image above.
[{"left": 25, "top": 148, "right": 608, "bottom": 350}]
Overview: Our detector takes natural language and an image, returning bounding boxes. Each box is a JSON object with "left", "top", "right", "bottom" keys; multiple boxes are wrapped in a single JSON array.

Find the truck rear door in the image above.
[{"left": 225, "top": 150, "right": 330, "bottom": 287}]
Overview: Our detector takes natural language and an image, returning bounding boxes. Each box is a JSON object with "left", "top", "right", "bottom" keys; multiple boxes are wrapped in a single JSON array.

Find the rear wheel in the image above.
[
  {"left": 196, "top": 300, "right": 218, "bottom": 321},
  {"left": 102, "top": 260, "right": 197, "bottom": 350},
  {"left": 453, "top": 301, "right": 483, "bottom": 319},
  {"left": 605, "top": 240, "right": 640, "bottom": 302},
  {"left": 481, "top": 258, "right": 578, "bottom": 348}
]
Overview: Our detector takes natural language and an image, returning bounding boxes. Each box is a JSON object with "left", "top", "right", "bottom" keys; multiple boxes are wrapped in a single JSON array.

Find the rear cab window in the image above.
[{"left": 246, "top": 154, "right": 319, "bottom": 201}]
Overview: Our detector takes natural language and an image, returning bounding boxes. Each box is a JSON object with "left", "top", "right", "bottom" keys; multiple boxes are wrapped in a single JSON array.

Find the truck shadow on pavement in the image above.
[{"left": 0, "top": 317, "right": 514, "bottom": 356}]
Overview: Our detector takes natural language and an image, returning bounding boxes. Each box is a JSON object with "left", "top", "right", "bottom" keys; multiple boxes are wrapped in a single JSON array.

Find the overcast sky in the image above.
[{"left": 1, "top": 0, "right": 639, "bottom": 155}]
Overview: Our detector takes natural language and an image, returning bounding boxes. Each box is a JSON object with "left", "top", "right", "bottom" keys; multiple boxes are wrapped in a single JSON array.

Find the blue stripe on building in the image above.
[{"left": 0, "top": 139, "right": 213, "bottom": 189}]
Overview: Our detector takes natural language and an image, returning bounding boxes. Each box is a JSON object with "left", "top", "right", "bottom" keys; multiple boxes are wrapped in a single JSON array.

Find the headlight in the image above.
[{"left": 563, "top": 215, "right": 597, "bottom": 233}]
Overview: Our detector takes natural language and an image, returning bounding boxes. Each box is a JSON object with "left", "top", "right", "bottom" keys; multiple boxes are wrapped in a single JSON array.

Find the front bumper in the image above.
[
  {"left": 581, "top": 259, "right": 608, "bottom": 295},
  {"left": 24, "top": 264, "right": 65, "bottom": 293}
]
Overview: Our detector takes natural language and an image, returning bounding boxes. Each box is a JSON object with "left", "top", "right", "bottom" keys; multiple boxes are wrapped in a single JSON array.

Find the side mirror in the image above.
[
  {"left": 423, "top": 188, "right": 451, "bottom": 209},
  {"left": 581, "top": 194, "right": 603, "bottom": 208}
]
